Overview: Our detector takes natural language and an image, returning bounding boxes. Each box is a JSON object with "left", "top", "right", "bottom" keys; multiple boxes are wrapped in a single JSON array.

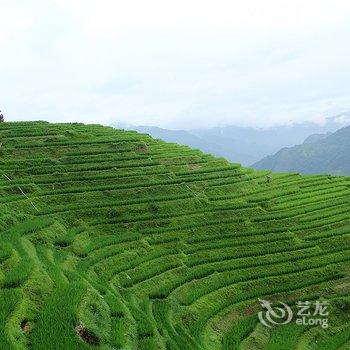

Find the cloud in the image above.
[
  {"left": 53, "top": 0, "right": 350, "bottom": 39},
  {"left": 0, "top": 4, "right": 33, "bottom": 43},
  {"left": 1, "top": 0, "right": 350, "bottom": 128}
]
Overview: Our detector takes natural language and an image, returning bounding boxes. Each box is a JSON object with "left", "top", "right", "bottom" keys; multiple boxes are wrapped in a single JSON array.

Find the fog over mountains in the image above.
[{"left": 114, "top": 111, "right": 350, "bottom": 166}]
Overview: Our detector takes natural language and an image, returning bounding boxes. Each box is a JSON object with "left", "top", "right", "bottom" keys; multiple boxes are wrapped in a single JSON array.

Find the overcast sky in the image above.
[{"left": 1, "top": 0, "right": 350, "bottom": 129}]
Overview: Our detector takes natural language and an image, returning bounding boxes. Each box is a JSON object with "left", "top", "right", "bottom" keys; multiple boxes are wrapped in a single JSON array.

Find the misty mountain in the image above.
[
  {"left": 113, "top": 111, "right": 350, "bottom": 165},
  {"left": 253, "top": 125, "right": 350, "bottom": 175},
  {"left": 302, "top": 132, "right": 332, "bottom": 144},
  {"left": 117, "top": 125, "right": 256, "bottom": 164}
]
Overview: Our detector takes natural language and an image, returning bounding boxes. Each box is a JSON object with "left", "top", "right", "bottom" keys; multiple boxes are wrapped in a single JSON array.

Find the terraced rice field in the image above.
[{"left": 0, "top": 121, "right": 349, "bottom": 350}]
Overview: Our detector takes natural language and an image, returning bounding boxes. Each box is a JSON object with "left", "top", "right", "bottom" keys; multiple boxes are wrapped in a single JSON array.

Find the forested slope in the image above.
[{"left": 253, "top": 125, "right": 350, "bottom": 175}]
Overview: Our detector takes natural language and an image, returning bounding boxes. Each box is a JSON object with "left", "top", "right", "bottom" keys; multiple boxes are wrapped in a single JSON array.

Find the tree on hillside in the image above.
[{"left": 0, "top": 110, "right": 4, "bottom": 122}]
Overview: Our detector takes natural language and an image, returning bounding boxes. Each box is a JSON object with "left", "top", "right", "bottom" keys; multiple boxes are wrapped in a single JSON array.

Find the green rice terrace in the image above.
[{"left": 0, "top": 121, "right": 350, "bottom": 350}]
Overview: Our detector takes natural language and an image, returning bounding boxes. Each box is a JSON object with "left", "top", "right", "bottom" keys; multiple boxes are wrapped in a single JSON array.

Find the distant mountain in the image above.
[
  {"left": 302, "top": 132, "right": 331, "bottom": 144},
  {"left": 118, "top": 125, "right": 257, "bottom": 165},
  {"left": 113, "top": 112, "right": 350, "bottom": 165},
  {"left": 253, "top": 125, "right": 350, "bottom": 175}
]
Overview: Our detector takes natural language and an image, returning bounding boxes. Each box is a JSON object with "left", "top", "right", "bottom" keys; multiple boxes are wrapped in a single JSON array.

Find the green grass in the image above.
[{"left": 0, "top": 121, "right": 349, "bottom": 349}]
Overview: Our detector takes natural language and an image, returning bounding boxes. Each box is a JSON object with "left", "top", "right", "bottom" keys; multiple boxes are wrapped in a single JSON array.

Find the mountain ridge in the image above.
[
  {"left": 253, "top": 125, "right": 350, "bottom": 175},
  {"left": 114, "top": 111, "right": 350, "bottom": 166}
]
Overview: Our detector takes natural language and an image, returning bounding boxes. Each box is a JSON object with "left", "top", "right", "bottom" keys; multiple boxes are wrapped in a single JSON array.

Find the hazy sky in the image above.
[{"left": 1, "top": 0, "right": 350, "bottom": 128}]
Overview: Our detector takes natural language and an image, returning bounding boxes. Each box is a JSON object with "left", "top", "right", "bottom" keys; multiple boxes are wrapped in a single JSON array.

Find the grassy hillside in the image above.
[
  {"left": 253, "top": 125, "right": 350, "bottom": 176},
  {"left": 0, "top": 121, "right": 349, "bottom": 350}
]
